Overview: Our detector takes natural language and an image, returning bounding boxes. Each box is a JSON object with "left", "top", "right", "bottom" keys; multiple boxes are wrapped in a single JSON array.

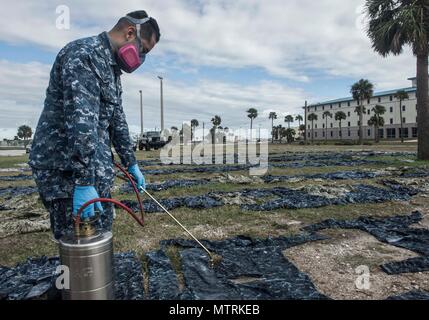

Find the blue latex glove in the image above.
[
  {"left": 73, "top": 185, "right": 103, "bottom": 219},
  {"left": 128, "top": 164, "right": 146, "bottom": 190}
]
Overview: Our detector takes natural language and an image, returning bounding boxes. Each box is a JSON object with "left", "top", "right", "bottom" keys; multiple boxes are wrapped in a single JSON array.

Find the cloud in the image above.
[
  {"left": 0, "top": 59, "right": 310, "bottom": 139},
  {"left": 0, "top": 0, "right": 417, "bottom": 87}
]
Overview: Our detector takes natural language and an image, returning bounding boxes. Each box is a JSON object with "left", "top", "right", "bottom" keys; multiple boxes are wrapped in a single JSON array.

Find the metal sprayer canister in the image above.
[{"left": 59, "top": 230, "right": 114, "bottom": 300}]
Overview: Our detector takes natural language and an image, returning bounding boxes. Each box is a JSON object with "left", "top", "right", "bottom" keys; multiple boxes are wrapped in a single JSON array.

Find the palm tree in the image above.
[
  {"left": 190, "top": 119, "right": 199, "bottom": 144},
  {"left": 351, "top": 79, "right": 374, "bottom": 145},
  {"left": 335, "top": 111, "right": 347, "bottom": 140},
  {"left": 279, "top": 126, "right": 288, "bottom": 143},
  {"left": 295, "top": 114, "right": 304, "bottom": 139},
  {"left": 284, "top": 115, "right": 294, "bottom": 129},
  {"left": 247, "top": 108, "right": 258, "bottom": 140},
  {"left": 371, "top": 104, "right": 386, "bottom": 143},
  {"left": 308, "top": 113, "right": 318, "bottom": 144},
  {"left": 394, "top": 90, "right": 410, "bottom": 143},
  {"left": 17, "top": 125, "right": 32, "bottom": 148},
  {"left": 295, "top": 114, "right": 303, "bottom": 127},
  {"left": 322, "top": 111, "right": 333, "bottom": 142},
  {"left": 366, "top": 0, "right": 429, "bottom": 159},
  {"left": 285, "top": 128, "right": 296, "bottom": 143},
  {"left": 211, "top": 115, "right": 221, "bottom": 144},
  {"left": 269, "top": 112, "right": 277, "bottom": 143}
]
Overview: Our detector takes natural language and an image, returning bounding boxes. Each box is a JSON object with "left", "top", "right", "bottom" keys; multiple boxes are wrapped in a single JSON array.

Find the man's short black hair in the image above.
[{"left": 114, "top": 10, "right": 160, "bottom": 42}]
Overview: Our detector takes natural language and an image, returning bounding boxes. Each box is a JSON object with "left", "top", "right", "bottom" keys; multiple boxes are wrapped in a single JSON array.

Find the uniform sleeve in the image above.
[
  {"left": 111, "top": 103, "right": 137, "bottom": 169},
  {"left": 62, "top": 54, "right": 101, "bottom": 185}
]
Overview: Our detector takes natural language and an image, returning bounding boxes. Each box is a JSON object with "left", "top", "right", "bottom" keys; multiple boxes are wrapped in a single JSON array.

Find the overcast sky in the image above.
[{"left": 0, "top": 0, "right": 417, "bottom": 139}]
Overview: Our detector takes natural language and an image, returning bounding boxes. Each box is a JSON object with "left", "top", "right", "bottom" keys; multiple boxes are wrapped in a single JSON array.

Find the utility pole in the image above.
[
  {"left": 139, "top": 90, "right": 143, "bottom": 138},
  {"left": 158, "top": 76, "right": 164, "bottom": 132},
  {"left": 202, "top": 122, "right": 205, "bottom": 146}
]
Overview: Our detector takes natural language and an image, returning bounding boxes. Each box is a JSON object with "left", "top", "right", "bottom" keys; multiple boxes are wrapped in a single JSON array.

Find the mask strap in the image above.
[{"left": 125, "top": 16, "right": 151, "bottom": 25}]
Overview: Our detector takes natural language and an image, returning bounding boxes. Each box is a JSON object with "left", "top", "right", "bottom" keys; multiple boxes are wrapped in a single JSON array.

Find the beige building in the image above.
[{"left": 304, "top": 77, "right": 420, "bottom": 141}]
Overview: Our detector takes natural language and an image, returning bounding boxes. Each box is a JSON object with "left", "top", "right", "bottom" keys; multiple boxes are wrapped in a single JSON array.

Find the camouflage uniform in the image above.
[{"left": 29, "top": 32, "right": 136, "bottom": 239}]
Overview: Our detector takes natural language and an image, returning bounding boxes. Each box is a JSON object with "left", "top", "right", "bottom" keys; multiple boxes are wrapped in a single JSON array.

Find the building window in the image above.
[
  {"left": 368, "top": 129, "right": 371, "bottom": 136},
  {"left": 390, "top": 107, "right": 393, "bottom": 113},
  {"left": 367, "top": 110, "right": 370, "bottom": 115},
  {"left": 330, "top": 131, "right": 333, "bottom": 137},
  {"left": 403, "top": 117, "right": 406, "bottom": 123},
  {"left": 347, "top": 111, "right": 350, "bottom": 117},
  {"left": 322, "top": 123, "right": 325, "bottom": 128},
  {"left": 339, "top": 103, "right": 342, "bottom": 107},
  {"left": 308, "top": 132, "right": 311, "bottom": 138},
  {"left": 386, "top": 128, "right": 396, "bottom": 138},
  {"left": 330, "top": 104, "right": 333, "bottom": 109},
  {"left": 322, "top": 105, "right": 325, "bottom": 111},
  {"left": 315, "top": 132, "right": 318, "bottom": 138},
  {"left": 315, "top": 124, "right": 317, "bottom": 129},
  {"left": 379, "top": 128, "right": 384, "bottom": 139},
  {"left": 367, "top": 98, "right": 370, "bottom": 104},
  {"left": 390, "top": 118, "right": 393, "bottom": 124},
  {"left": 399, "top": 128, "right": 409, "bottom": 138},
  {"left": 330, "top": 123, "right": 333, "bottom": 128},
  {"left": 315, "top": 107, "right": 317, "bottom": 112},
  {"left": 378, "top": 97, "right": 381, "bottom": 103},
  {"left": 308, "top": 125, "right": 310, "bottom": 129},
  {"left": 348, "top": 130, "right": 351, "bottom": 137},
  {"left": 402, "top": 105, "right": 406, "bottom": 112},
  {"left": 347, "top": 102, "right": 350, "bottom": 107},
  {"left": 412, "top": 127, "right": 418, "bottom": 138},
  {"left": 358, "top": 121, "right": 360, "bottom": 126},
  {"left": 348, "top": 121, "right": 351, "bottom": 127},
  {"left": 390, "top": 95, "right": 393, "bottom": 101}
]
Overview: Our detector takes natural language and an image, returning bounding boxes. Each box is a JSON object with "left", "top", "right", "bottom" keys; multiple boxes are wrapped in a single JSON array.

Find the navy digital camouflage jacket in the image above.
[{"left": 29, "top": 32, "right": 136, "bottom": 194}]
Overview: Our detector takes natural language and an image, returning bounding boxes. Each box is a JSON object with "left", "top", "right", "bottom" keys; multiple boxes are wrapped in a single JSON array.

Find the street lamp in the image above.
[
  {"left": 139, "top": 90, "right": 143, "bottom": 138},
  {"left": 158, "top": 76, "right": 164, "bottom": 132}
]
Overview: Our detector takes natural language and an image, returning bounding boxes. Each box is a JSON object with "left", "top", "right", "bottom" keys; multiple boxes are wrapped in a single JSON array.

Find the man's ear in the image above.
[{"left": 126, "top": 26, "right": 136, "bottom": 41}]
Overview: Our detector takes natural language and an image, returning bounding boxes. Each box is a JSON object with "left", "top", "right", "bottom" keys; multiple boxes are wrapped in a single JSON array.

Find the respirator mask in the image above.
[{"left": 117, "top": 15, "right": 151, "bottom": 73}]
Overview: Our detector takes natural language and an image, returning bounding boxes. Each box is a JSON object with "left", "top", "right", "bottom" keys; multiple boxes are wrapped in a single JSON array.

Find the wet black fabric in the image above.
[
  {"left": 0, "top": 186, "right": 38, "bottom": 197},
  {"left": 386, "top": 290, "right": 429, "bottom": 300},
  {"left": 120, "top": 178, "right": 210, "bottom": 193},
  {"left": 0, "top": 174, "right": 33, "bottom": 181},
  {"left": 122, "top": 183, "right": 417, "bottom": 213},
  {"left": 304, "top": 211, "right": 428, "bottom": 255},
  {"left": 304, "top": 211, "right": 429, "bottom": 275},
  {"left": 381, "top": 256, "right": 429, "bottom": 274},
  {"left": 145, "top": 250, "right": 180, "bottom": 300},
  {"left": 0, "top": 251, "right": 144, "bottom": 300},
  {"left": 157, "top": 234, "right": 329, "bottom": 300}
]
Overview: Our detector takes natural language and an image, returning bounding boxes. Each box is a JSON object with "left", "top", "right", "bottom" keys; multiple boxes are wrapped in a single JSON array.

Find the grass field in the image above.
[{"left": 1, "top": 141, "right": 428, "bottom": 299}]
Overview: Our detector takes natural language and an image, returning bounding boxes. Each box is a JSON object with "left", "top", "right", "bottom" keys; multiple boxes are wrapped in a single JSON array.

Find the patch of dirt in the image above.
[
  {"left": 296, "top": 184, "right": 352, "bottom": 199},
  {"left": 214, "top": 173, "right": 264, "bottom": 184},
  {"left": 284, "top": 229, "right": 429, "bottom": 300}
]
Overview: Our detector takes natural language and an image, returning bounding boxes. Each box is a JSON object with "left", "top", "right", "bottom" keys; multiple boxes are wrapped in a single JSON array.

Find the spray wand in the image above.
[{"left": 75, "top": 162, "right": 222, "bottom": 267}]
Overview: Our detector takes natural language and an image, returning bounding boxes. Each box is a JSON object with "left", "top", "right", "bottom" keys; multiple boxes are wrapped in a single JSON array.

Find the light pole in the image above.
[
  {"left": 139, "top": 90, "right": 143, "bottom": 138},
  {"left": 158, "top": 76, "right": 164, "bottom": 132}
]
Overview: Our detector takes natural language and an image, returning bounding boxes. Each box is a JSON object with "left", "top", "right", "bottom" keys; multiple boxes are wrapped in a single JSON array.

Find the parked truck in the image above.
[{"left": 136, "top": 131, "right": 170, "bottom": 151}]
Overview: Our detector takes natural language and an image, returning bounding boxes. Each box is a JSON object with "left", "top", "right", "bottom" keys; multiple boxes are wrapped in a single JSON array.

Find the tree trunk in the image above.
[
  {"left": 339, "top": 122, "right": 342, "bottom": 140},
  {"left": 311, "top": 122, "right": 314, "bottom": 144},
  {"left": 417, "top": 53, "right": 429, "bottom": 160},
  {"left": 271, "top": 119, "right": 274, "bottom": 143},
  {"left": 399, "top": 98, "right": 404, "bottom": 143},
  {"left": 359, "top": 104, "right": 363, "bottom": 145}
]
